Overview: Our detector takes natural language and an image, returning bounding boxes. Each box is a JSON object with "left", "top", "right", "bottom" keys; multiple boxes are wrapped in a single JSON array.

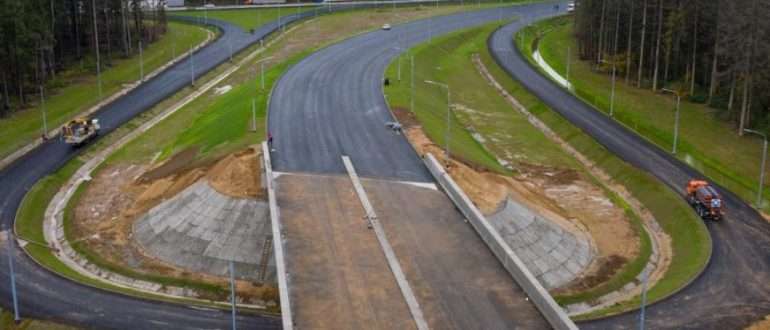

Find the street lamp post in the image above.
[
  {"left": 424, "top": 80, "right": 451, "bottom": 165},
  {"left": 39, "top": 86, "right": 47, "bottom": 138},
  {"left": 566, "top": 46, "right": 571, "bottom": 82},
  {"left": 744, "top": 129, "right": 767, "bottom": 208},
  {"left": 600, "top": 59, "right": 617, "bottom": 117},
  {"left": 639, "top": 268, "right": 648, "bottom": 330},
  {"left": 410, "top": 55, "right": 415, "bottom": 113},
  {"left": 255, "top": 56, "right": 274, "bottom": 91},
  {"left": 189, "top": 44, "right": 195, "bottom": 86},
  {"left": 139, "top": 41, "right": 144, "bottom": 81},
  {"left": 662, "top": 89, "right": 682, "bottom": 154}
]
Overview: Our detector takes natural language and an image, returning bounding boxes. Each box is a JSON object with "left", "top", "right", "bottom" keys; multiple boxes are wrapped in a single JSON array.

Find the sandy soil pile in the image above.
[
  {"left": 72, "top": 147, "right": 272, "bottom": 303},
  {"left": 402, "top": 124, "right": 639, "bottom": 293}
]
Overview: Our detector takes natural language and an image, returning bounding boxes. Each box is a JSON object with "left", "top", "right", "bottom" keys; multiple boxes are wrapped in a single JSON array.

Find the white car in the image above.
[
  {"left": 204, "top": 3, "right": 215, "bottom": 8},
  {"left": 382, "top": 23, "right": 391, "bottom": 31}
]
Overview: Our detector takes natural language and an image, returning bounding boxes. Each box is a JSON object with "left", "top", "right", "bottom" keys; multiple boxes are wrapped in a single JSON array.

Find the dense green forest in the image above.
[
  {"left": 574, "top": 0, "right": 770, "bottom": 133},
  {"left": 0, "top": 0, "right": 168, "bottom": 116}
]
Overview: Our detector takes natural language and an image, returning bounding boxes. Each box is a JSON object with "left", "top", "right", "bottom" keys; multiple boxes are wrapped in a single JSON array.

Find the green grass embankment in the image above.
[
  {"left": 0, "top": 22, "right": 211, "bottom": 161},
  {"left": 384, "top": 20, "right": 710, "bottom": 318},
  {"left": 512, "top": 19, "right": 711, "bottom": 318},
  {"left": 525, "top": 16, "right": 770, "bottom": 214}
]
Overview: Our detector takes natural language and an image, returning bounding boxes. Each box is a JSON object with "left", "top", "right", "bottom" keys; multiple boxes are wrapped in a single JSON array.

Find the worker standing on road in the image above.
[{"left": 268, "top": 132, "right": 274, "bottom": 151}]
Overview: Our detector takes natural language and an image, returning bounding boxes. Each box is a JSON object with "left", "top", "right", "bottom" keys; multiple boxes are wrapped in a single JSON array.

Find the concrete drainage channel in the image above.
[{"left": 423, "top": 153, "right": 578, "bottom": 330}]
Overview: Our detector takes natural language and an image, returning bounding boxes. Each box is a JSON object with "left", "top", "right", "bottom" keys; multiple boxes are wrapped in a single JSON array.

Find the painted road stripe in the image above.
[{"left": 341, "top": 156, "right": 429, "bottom": 330}]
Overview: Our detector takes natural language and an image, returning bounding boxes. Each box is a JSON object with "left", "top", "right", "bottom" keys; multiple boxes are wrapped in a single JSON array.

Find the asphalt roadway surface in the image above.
[
  {"left": 489, "top": 13, "right": 770, "bottom": 329},
  {"left": 0, "top": 10, "right": 326, "bottom": 329},
  {"left": 269, "top": 2, "right": 561, "bottom": 183}
]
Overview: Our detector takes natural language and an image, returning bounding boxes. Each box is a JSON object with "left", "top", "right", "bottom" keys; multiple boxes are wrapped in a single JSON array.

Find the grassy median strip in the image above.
[
  {"left": 384, "top": 22, "right": 659, "bottom": 314},
  {"left": 524, "top": 16, "right": 770, "bottom": 214},
  {"left": 511, "top": 21, "right": 710, "bottom": 318},
  {"left": 0, "top": 22, "right": 211, "bottom": 161}
]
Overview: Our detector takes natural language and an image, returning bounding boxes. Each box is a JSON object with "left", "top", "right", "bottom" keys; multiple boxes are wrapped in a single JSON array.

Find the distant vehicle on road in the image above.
[
  {"left": 204, "top": 3, "right": 215, "bottom": 8},
  {"left": 382, "top": 23, "right": 391, "bottom": 31},
  {"left": 567, "top": 2, "right": 575, "bottom": 12},
  {"left": 686, "top": 180, "right": 724, "bottom": 221}
]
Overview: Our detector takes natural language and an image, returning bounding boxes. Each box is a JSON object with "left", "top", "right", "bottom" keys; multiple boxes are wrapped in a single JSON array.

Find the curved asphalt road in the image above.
[
  {"left": 0, "top": 10, "right": 326, "bottom": 329},
  {"left": 489, "top": 14, "right": 770, "bottom": 329},
  {"left": 269, "top": 2, "right": 560, "bottom": 182}
]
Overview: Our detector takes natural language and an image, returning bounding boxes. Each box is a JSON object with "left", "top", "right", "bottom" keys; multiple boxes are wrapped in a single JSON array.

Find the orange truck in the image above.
[{"left": 686, "top": 180, "right": 724, "bottom": 221}]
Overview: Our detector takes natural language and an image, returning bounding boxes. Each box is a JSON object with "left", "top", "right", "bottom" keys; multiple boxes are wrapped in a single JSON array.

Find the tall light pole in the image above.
[
  {"left": 600, "top": 59, "right": 617, "bottom": 117},
  {"left": 255, "top": 56, "right": 274, "bottom": 91},
  {"left": 639, "top": 268, "right": 648, "bottom": 330},
  {"left": 92, "top": 0, "right": 102, "bottom": 99},
  {"left": 662, "top": 88, "right": 682, "bottom": 154},
  {"left": 6, "top": 231, "right": 19, "bottom": 324},
  {"left": 744, "top": 129, "right": 767, "bottom": 208},
  {"left": 139, "top": 41, "right": 144, "bottom": 81},
  {"left": 39, "top": 86, "right": 47, "bottom": 138},
  {"left": 410, "top": 55, "right": 415, "bottom": 113},
  {"left": 424, "top": 80, "right": 451, "bottom": 165},
  {"left": 229, "top": 261, "right": 237, "bottom": 330},
  {"left": 566, "top": 46, "right": 571, "bottom": 82},
  {"left": 189, "top": 44, "right": 195, "bottom": 86}
]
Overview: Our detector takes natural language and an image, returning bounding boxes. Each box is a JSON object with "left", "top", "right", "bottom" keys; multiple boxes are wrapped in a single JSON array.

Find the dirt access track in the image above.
[{"left": 275, "top": 172, "right": 547, "bottom": 329}]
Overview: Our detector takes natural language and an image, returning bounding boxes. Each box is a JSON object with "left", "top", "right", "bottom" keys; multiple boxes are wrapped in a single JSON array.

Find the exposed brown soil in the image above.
[
  {"left": 747, "top": 315, "right": 770, "bottom": 330},
  {"left": 400, "top": 124, "right": 639, "bottom": 294},
  {"left": 72, "top": 147, "right": 270, "bottom": 303}
]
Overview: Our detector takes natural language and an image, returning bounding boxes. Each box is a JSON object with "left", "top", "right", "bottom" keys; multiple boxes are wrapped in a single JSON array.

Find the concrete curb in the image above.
[
  {"left": 262, "top": 142, "right": 293, "bottom": 330},
  {"left": 0, "top": 24, "right": 216, "bottom": 172},
  {"left": 423, "top": 153, "right": 577, "bottom": 330}
]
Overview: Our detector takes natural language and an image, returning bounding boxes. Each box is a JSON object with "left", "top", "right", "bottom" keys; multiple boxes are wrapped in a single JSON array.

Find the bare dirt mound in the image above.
[
  {"left": 207, "top": 148, "right": 263, "bottom": 199},
  {"left": 72, "top": 146, "right": 271, "bottom": 303},
  {"left": 403, "top": 126, "right": 639, "bottom": 293}
]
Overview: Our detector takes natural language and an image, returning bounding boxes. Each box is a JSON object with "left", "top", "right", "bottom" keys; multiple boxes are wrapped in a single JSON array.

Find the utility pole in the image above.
[
  {"left": 566, "top": 47, "right": 571, "bottom": 82},
  {"left": 251, "top": 98, "right": 257, "bottom": 132},
  {"left": 92, "top": 0, "right": 102, "bottom": 99},
  {"left": 744, "top": 129, "right": 768, "bottom": 208},
  {"left": 40, "top": 86, "right": 48, "bottom": 137},
  {"left": 190, "top": 44, "right": 195, "bottom": 86},
  {"left": 601, "top": 59, "right": 617, "bottom": 117},
  {"left": 425, "top": 80, "right": 451, "bottom": 165},
  {"left": 639, "top": 269, "right": 648, "bottom": 330},
  {"left": 662, "top": 89, "right": 682, "bottom": 154},
  {"left": 139, "top": 41, "right": 144, "bottom": 81},
  {"left": 229, "top": 261, "right": 237, "bottom": 330},
  {"left": 410, "top": 55, "right": 414, "bottom": 112},
  {"left": 6, "top": 231, "right": 20, "bottom": 324}
]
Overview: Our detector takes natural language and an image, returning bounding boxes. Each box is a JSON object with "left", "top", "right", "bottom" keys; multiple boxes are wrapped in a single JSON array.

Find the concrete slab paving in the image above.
[
  {"left": 133, "top": 181, "right": 273, "bottom": 281},
  {"left": 489, "top": 198, "right": 594, "bottom": 289}
]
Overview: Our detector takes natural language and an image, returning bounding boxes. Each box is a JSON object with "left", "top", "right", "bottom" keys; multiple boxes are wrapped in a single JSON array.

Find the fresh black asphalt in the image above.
[
  {"left": 489, "top": 16, "right": 770, "bottom": 330},
  {"left": 269, "top": 2, "right": 561, "bottom": 182},
  {"left": 0, "top": 11, "right": 325, "bottom": 329}
]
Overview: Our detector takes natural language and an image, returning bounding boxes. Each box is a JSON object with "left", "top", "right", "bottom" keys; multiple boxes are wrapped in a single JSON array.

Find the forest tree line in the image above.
[
  {"left": 0, "top": 0, "right": 169, "bottom": 116},
  {"left": 574, "top": 0, "right": 770, "bottom": 134}
]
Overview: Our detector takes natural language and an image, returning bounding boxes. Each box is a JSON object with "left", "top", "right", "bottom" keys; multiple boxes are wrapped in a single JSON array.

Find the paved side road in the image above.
[
  {"left": 0, "top": 11, "right": 323, "bottom": 329},
  {"left": 489, "top": 15, "right": 770, "bottom": 330}
]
